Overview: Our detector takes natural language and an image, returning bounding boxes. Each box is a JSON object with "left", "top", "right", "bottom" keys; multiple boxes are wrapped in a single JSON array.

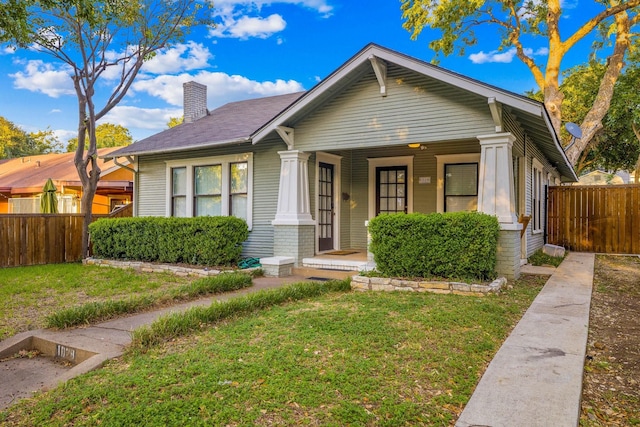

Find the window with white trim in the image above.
[
  {"left": 444, "top": 163, "right": 478, "bottom": 212},
  {"left": 171, "top": 167, "right": 187, "bottom": 217},
  {"left": 532, "top": 158, "right": 544, "bottom": 233},
  {"left": 166, "top": 153, "right": 253, "bottom": 229}
]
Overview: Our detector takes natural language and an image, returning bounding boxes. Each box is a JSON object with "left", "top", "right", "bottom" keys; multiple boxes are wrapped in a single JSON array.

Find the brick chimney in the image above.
[{"left": 183, "top": 81, "right": 208, "bottom": 123}]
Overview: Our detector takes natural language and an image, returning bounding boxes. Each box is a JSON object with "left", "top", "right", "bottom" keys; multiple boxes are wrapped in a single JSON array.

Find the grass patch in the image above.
[
  {"left": 0, "top": 275, "right": 546, "bottom": 426},
  {"left": 527, "top": 249, "right": 566, "bottom": 267},
  {"left": 131, "top": 279, "right": 351, "bottom": 349},
  {"left": 0, "top": 264, "right": 198, "bottom": 340},
  {"left": 45, "top": 272, "right": 253, "bottom": 329}
]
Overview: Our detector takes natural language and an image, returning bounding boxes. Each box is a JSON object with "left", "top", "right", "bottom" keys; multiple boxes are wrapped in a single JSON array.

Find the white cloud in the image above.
[
  {"left": 468, "top": 47, "right": 549, "bottom": 64},
  {"left": 10, "top": 60, "right": 74, "bottom": 97},
  {"left": 1, "top": 46, "right": 16, "bottom": 55},
  {"left": 102, "top": 106, "right": 183, "bottom": 133},
  {"left": 211, "top": 13, "right": 286, "bottom": 39},
  {"left": 209, "top": 1, "right": 332, "bottom": 39},
  {"left": 131, "top": 71, "right": 304, "bottom": 108},
  {"left": 52, "top": 129, "right": 77, "bottom": 144},
  {"left": 142, "top": 42, "right": 213, "bottom": 74},
  {"left": 215, "top": 0, "right": 333, "bottom": 16},
  {"left": 49, "top": 109, "right": 62, "bottom": 114}
]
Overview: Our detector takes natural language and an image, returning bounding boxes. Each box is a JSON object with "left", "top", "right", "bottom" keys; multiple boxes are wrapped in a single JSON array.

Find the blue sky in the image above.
[{"left": 0, "top": 0, "right": 604, "bottom": 145}]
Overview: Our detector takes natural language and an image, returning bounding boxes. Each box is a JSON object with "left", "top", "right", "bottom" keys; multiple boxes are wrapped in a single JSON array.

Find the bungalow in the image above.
[
  {"left": 107, "top": 44, "right": 577, "bottom": 279},
  {"left": 0, "top": 147, "right": 133, "bottom": 214}
]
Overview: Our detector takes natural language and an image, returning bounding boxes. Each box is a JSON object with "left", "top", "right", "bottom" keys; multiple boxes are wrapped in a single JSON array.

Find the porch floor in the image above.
[{"left": 302, "top": 250, "right": 375, "bottom": 272}]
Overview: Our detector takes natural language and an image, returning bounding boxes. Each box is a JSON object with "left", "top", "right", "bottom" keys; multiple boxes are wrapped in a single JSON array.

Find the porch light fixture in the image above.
[{"left": 408, "top": 143, "right": 421, "bottom": 148}]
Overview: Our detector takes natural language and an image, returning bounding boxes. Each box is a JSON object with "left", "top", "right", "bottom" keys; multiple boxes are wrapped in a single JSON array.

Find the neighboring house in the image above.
[
  {"left": 0, "top": 147, "right": 133, "bottom": 214},
  {"left": 108, "top": 44, "right": 577, "bottom": 279},
  {"left": 576, "top": 170, "right": 628, "bottom": 185}
]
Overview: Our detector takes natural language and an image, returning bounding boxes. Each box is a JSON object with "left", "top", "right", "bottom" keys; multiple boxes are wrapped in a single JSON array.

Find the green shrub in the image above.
[
  {"left": 368, "top": 212, "right": 500, "bottom": 281},
  {"left": 89, "top": 216, "right": 248, "bottom": 266}
]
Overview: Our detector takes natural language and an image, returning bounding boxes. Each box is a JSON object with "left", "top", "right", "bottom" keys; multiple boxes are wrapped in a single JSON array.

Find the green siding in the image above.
[
  {"left": 293, "top": 65, "right": 495, "bottom": 152},
  {"left": 504, "top": 109, "right": 560, "bottom": 258},
  {"left": 135, "top": 138, "right": 285, "bottom": 258}
]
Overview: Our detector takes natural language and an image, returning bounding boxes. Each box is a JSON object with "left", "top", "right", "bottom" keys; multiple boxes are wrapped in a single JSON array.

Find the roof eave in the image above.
[
  {"left": 103, "top": 137, "right": 252, "bottom": 159},
  {"left": 540, "top": 108, "right": 578, "bottom": 182}
]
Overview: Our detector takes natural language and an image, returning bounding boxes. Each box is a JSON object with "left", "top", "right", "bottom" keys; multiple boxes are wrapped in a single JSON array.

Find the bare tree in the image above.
[{"left": 6, "top": 0, "right": 212, "bottom": 257}]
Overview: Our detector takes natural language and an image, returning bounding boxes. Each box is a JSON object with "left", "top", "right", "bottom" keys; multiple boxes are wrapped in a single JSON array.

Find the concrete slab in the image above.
[
  {"left": 521, "top": 264, "right": 556, "bottom": 275},
  {"left": 456, "top": 252, "right": 594, "bottom": 427}
]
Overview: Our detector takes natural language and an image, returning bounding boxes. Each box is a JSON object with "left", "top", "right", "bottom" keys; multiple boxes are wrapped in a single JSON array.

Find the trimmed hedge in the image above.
[
  {"left": 368, "top": 212, "right": 500, "bottom": 281},
  {"left": 89, "top": 216, "right": 248, "bottom": 266}
]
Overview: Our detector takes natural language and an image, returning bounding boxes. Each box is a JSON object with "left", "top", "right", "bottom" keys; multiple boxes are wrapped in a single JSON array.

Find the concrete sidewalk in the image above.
[{"left": 456, "top": 252, "right": 595, "bottom": 427}]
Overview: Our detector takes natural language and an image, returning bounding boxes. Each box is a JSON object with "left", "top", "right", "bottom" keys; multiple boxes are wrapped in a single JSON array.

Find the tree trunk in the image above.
[
  {"left": 633, "top": 122, "right": 640, "bottom": 184},
  {"left": 566, "top": 12, "right": 631, "bottom": 166},
  {"left": 73, "top": 76, "right": 101, "bottom": 258}
]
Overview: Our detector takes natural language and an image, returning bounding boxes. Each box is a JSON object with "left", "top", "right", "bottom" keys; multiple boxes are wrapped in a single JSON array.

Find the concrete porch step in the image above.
[{"left": 301, "top": 257, "right": 375, "bottom": 273}]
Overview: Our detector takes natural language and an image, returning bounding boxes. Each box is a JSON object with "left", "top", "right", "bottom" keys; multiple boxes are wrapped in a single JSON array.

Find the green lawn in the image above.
[
  {"left": 0, "top": 273, "right": 546, "bottom": 426},
  {"left": 0, "top": 263, "right": 195, "bottom": 340}
]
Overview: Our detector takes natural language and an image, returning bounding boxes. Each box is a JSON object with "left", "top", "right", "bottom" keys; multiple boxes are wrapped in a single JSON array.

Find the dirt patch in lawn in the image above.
[{"left": 581, "top": 255, "right": 640, "bottom": 426}]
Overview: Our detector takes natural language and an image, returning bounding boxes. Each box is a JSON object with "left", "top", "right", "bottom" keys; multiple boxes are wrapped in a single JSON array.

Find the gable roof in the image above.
[
  {"left": 0, "top": 147, "right": 131, "bottom": 194},
  {"left": 108, "top": 43, "right": 576, "bottom": 181},
  {"left": 108, "top": 92, "right": 304, "bottom": 158},
  {"left": 252, "top": 43, "right": 576, "bottom": 181}
]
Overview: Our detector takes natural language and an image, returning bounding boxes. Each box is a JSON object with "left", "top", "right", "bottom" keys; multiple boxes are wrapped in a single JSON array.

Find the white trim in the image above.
[
  {"left": 531, "top": 157, "right": 544, "bottom": 234},
  {"left": 367, "top": 156, "right": 414, "bottom": 220},
  {"left": 435, "top": 153, "right": 481, "bottom": 213},
  {"left": 165, "top": 153, "right": 253, "bottom": 230},
  {"left": 368, "top": 55, "right": 387, "bottom": 96},
  {"left": 315, "top": 152, "right": 343, "bottom": 253},
  {"left": 518, "top": 156, "right": 527, "bottom": 260}
]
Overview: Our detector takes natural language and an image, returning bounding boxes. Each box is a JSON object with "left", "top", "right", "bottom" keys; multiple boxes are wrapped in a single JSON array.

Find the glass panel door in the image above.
[
  {"left": 376, "top": 166, "right": 407, "bottom": 215},
  {"left": 318, "top": 162, "right": 334, "bottom": 251}
]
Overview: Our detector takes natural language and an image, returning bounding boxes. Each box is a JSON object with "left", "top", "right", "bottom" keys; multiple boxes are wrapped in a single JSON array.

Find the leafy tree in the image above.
[
  {"left": 0, "top": 116, "right": 61, "bottom": 158},
  {"left": 529, "top": 57, "right": 640, "bottom": 177},
  {"left": 2, "top": 0, "right": 213, "bottom": 257},
  {"left": 66, "top": 123, "right": 133, "bottom": 152},
  {"left": 595, "top": 56, "right": 640, "bottom": 182},
  {"left": 167, "top": 116, "right": 183, "bottom": 129},
  {"left": 401, "top": 0, "right": 640, "bottom": 167}
]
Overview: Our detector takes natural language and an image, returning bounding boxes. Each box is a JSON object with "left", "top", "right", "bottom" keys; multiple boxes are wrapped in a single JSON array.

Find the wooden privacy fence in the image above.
[
  {"left": 547, "top": 185, "right": 640, "bottom": 254},
  {"left": 0, "top": 204, "right": 133, "bottom": 268}
]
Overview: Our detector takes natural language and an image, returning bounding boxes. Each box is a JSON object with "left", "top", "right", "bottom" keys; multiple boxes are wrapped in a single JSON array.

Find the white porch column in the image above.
[
  {"left": 272, "top": 150, "right": 315, "bottom": 226},
  {"left": 477, "top": 133, "right": 519, "bottom": 228},
  {"left": 477, "top": 133, "right": 522, "bottom": 280}
]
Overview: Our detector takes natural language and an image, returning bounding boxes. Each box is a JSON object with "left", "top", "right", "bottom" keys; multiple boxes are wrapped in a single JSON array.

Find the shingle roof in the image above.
[
  {"left": 108, "top": 92, "right": 304, "bottom": 158},
  {"left": 0, "top": 147, "right": 130, "bottom": 193}
]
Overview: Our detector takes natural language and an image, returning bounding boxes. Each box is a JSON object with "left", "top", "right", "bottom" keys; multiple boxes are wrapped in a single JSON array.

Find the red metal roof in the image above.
[{"left": 0, "top": 147, "right": 131, "bottom": 194}]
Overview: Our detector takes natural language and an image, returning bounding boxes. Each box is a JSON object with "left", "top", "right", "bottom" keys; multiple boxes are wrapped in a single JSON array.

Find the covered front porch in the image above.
[{"left": 268, "top": 132, "right": 523, "bottom": 278}]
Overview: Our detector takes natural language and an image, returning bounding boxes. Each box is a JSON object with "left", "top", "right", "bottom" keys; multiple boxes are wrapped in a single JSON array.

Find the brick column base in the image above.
[
  {"left": 496, "top": 229, "right": 521, "bottom": 280},
  {"left": 273, "top": 224, "right": 315, "bottom": 267}
]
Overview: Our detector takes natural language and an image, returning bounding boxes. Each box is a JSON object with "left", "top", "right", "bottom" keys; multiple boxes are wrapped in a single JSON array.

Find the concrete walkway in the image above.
[
  {"left": 0, "top": 275, "right": 308, "bottom": 410},
  {"left": 456, "top": 252, "right": 595, "bottom": 427}
]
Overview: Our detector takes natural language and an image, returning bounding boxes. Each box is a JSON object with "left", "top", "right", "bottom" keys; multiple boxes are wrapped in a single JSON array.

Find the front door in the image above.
[
  {"left": 318, "top": 162, "right": 334, "bottom": 251},
  {"left": 376, "top": 166, "right": 408, "bottom": 215}
]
